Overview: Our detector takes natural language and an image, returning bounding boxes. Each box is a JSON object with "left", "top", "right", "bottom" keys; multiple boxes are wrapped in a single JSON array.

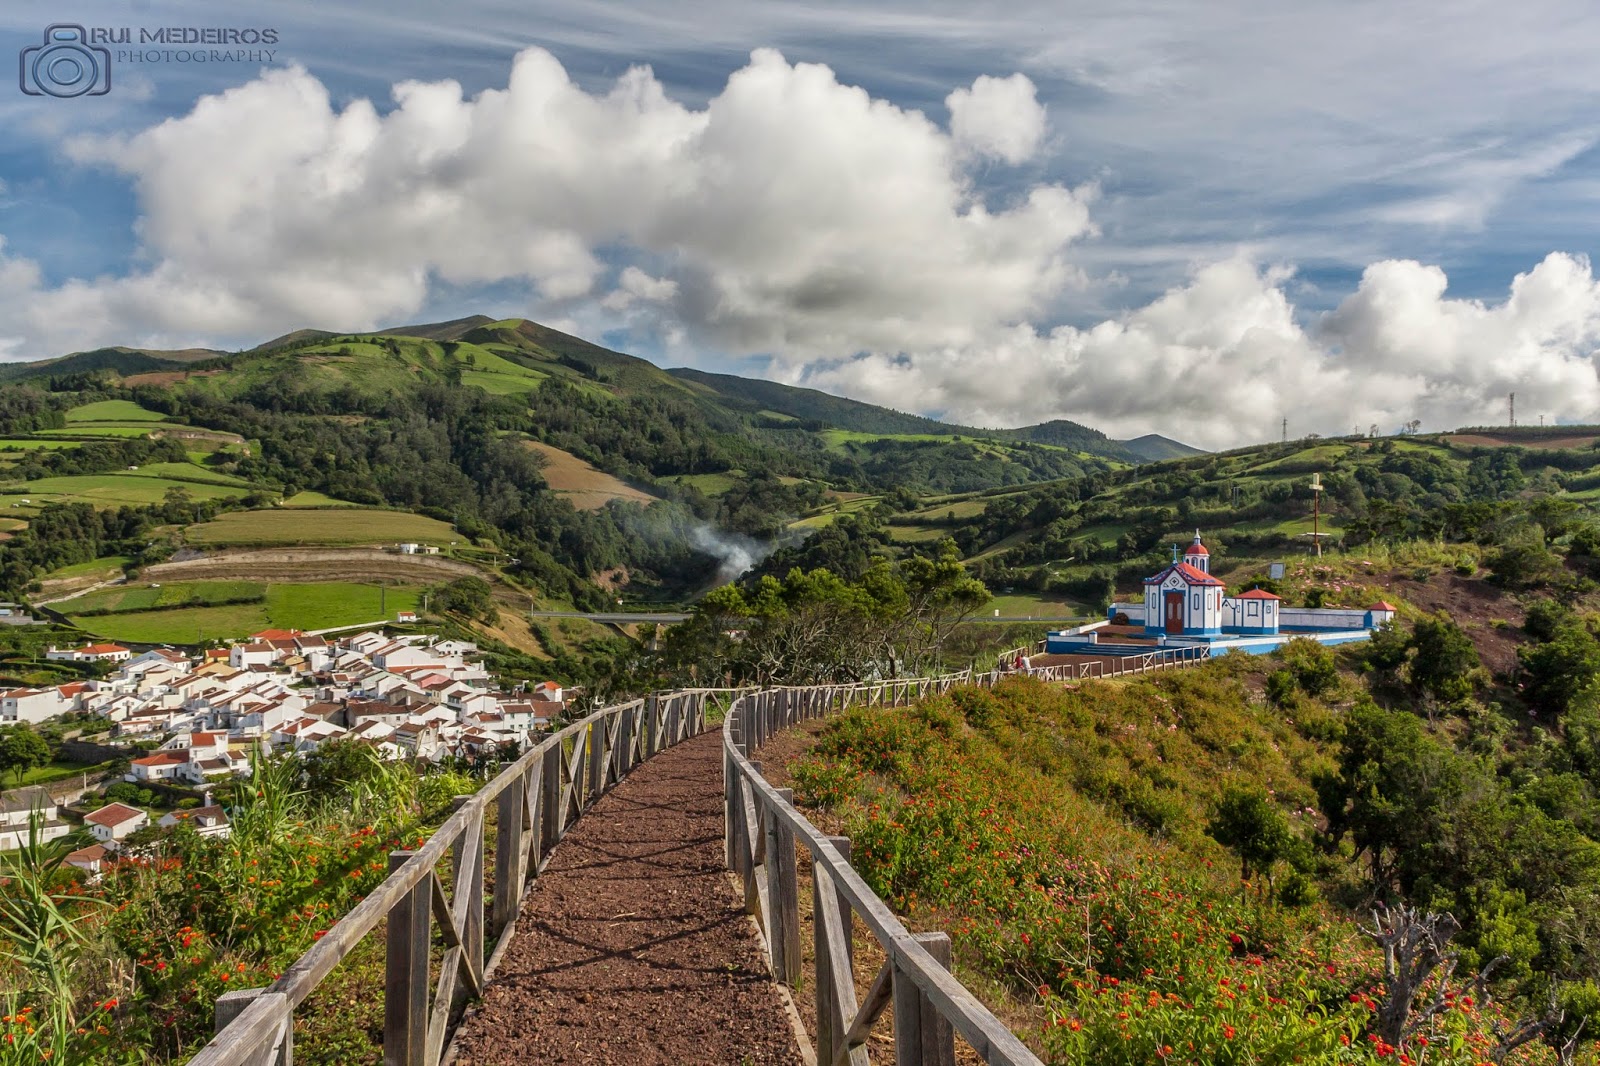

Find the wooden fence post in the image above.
[
  {"left": 832, "top": 832, "right": 857, "bottom": 973},
  {"left": 766, "top": 787, "right": 802, "bottom": 986},
  {"left": 493, "top": 777, "right": 523, "bottom": 936},
  {"left": 385, "top": 852, "right": 429, "bottom": 1066},
  {"left": 586, "top": 718, "right": 606, "bottom": 806},
  {"left": 451, "top": 797, "right": 486, "bottom": 995},
  {"left": 913, "top": 932, "right": 956, "bottom": 1066}
]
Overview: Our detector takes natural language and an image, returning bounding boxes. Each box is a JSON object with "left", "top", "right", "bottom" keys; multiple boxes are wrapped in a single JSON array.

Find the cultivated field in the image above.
[
  {"left": 185, "top": 508, "right": 459, "bottom": 547},
  {"left": 0, "top": 474, "right": 255, "bottom": 507},
  {"left": 524, "top": 441, "right": 656, "bottom": 510}
]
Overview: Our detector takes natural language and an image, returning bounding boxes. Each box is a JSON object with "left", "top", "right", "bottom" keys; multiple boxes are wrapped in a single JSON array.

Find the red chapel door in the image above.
[{"left": 1164, "top": 591, "right": 1185, "bottom": 635}]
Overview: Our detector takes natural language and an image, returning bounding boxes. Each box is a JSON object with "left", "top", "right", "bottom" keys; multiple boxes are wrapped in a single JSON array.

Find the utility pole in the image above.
[
  {"left": 1509, "top": 392, "right": 1516, "bottom": 428},
  {"left": 1282, "top": 418, "right": 1288, "bottom": 443},
  {"left": 1309, "top": 472, "right": 1323, "bottom": 558}
]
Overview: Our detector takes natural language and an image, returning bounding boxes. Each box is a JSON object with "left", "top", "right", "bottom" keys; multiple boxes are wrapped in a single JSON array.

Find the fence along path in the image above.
[
  {"left": 193, "top": 644, "right": 1205, "bottom": 1065},
  {"left": 722, "top": 647, "right": 1206, "bottom": 1066},
  {"left": 189, "top": 688, "right": 730, "bottom": 1066}
]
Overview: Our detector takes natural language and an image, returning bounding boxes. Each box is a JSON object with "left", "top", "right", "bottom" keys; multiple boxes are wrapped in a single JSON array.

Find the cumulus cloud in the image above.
[
  {"left": 807, "top": 252, "right": 1600, "bottom": 449},
  {"left": 946, "top": 73, "right": 1047, "bottom": 164},
  {"left": 0, "top": 48, "right": 1091, "bottom": 361},
  {"left": 1, "top": 46, "right": 1599, "bottom": 449}
]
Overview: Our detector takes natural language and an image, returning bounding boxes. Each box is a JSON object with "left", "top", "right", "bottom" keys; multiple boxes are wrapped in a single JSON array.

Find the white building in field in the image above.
[{"left": 84, "top": 802, "right": 148, "bottom": 851}]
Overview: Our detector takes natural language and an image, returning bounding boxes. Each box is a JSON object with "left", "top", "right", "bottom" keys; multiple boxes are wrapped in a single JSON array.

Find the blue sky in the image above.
[{"left": 4, "top": 0, "right": 1600, "bottom": 446}]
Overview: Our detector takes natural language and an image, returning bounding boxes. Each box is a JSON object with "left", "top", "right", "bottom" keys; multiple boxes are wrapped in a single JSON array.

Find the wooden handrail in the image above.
[
  {"left": 193, "top": 648, "right": 1212, "bottom": 1066},
  {"left": 723, "top": 677, "right": 1043, "bottom": 1066},
  {"left": 190, "top": 687, "right": 742, "bottom": 1066}
]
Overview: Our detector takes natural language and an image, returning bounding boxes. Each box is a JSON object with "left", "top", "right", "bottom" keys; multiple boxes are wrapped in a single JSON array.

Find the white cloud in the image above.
[
  {"left": 0, "top": 48, "right": 1092, "bottom": 361},
  {"left": 946, "top": 73, "right": 1046, "bottom": 164},
  {"left": 2, "top": 41, "right": 1599, "bottom": 450},
  {"left": 807, "top": 252, "right": 1600, "bottom": 449}
]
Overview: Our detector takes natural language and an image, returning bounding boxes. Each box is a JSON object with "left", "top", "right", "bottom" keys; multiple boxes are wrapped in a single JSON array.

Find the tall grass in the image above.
[{"left": 0, "top": 752, "right": 477, "bottom": 1063}]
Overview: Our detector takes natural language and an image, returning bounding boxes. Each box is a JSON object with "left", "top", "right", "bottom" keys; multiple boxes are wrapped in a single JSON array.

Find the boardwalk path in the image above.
[{"left": 450, "top": 730, "right": 804, "bottom": 1065}]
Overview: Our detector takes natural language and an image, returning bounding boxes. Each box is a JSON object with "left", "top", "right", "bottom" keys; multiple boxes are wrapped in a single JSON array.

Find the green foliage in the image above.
[
  {"left": 1486, "top": 526, "right": 1565, "bottom": 589},
  {"left": 1272, "top": 638, "right": 1341, "bottom": 699},
  {"left": 1407, "top": 614, "right": 1482, "bottom": 703},
  {"left": 791, "top": 673, "right": 1549, "bottom": 1066},
  {"left": 664, "top": 548, "right": 988, "bottom": 685},
  {"left": 0, "top": 724, "right": 51, "bottom": 786},
  {"left": 101, "top": 782, "right": 155, "bottom": 807},
  {"left": 432, "top": 575, "right": 496, "bottom": 622},
  {"left": 1207, "top": 783, "right": 1303, "bottom": 885},
  {"left": 1519, "top": 621, "right": 1600, "bottom": 716}
]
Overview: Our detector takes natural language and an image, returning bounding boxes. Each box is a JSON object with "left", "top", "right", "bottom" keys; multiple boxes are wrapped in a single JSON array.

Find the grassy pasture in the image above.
[
  {"left": 524, "top": 441, "right": 656, "bottom": 510},
  {"left": 66, "top": 399, "right": 169, "bottom": 423},
  {"left": 67, "top": 581, "right": 423, "bottom": 642}
]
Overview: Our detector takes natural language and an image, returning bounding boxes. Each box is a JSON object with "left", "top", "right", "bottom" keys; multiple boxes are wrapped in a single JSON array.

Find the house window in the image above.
[
  {"left": 1192, "top": 593, "right": 1200, "bottom": 608},
  {"left": 1247, "top": 601, "right": 1258, "bottom": 616}
]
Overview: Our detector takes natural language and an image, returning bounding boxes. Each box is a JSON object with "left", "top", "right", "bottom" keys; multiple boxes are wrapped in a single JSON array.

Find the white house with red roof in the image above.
[
  {"left": 0, "top": 686, "right": 66, "bottom": 724},
  {"left": 159, "top": 803, "right": 231, "bottom": 838},
  {"left": 46, "top": 643, "right": 131, "bottom": 664},
  {"left": 128, "top": 750, "right": 189, "bottom": 783},
  {"left": 84, "top": 802, "right": 148, "bottom": 851},
  {"left": 65, "top": 842, "right": 111, "bottom": 878}
]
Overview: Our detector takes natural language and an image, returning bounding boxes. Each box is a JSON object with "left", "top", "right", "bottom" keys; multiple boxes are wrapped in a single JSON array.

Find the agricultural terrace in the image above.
[{"left": 185, "top": 509, "right": 458, "bottom": 547}]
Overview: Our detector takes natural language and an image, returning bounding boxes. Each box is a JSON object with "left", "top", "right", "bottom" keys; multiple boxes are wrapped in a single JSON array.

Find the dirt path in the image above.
[{"left": 449, "top": 731, "right": 804, "bottom": 1066}]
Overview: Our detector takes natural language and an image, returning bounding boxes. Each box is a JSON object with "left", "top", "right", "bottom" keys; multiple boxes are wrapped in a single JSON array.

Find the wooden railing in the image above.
[
  {"left": 723, "top": 676, "right": 1045, "bottom": 1066},
  {"left": 1012, "top": 643, "right": 1212, "bottom": 683},
  {"left": 193, "top": 644, "right": 1213, "bottom": 1066},
  {"left": 190, "top": 688, "right": 731, "bottom": 1066},
  {"left": 721, "top": 646, "right": 1212, "bottom": 1064}
]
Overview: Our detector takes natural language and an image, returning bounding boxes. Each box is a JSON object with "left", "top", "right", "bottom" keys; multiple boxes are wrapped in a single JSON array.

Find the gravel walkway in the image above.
[{"left": 450, "top": 730, "right": 804, "bottom": 1065}]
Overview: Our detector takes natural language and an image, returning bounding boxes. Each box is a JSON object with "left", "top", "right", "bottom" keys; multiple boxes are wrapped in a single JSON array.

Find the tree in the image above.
[
  {"left": 1207, "top": 783, "right": 1299, "bottom": 888},
  {"left": 1519, "top": 622, "right": 1600, "bottom": 716},
  {"left": 0, "top": 725, "right": 50, "bottom": 786},
  {"left": 434, "top": 576, "right": 496, "bottom": 622},
  {"left": 1408, "top": 614, "right": 1481, "bottom": 703}
]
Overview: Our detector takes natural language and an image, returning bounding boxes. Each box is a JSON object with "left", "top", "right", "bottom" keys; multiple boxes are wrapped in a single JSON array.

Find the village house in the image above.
[
  {"left": 0, "top": 686, "right": 66, "bottom": 724},
  {"left": 0, "top": 786, "right": 72, "bottom": 848},
  {"left": 46, "top": 643, "right": 132, "bottom": 664},
  {"left": 159, "top": 803, "right": 231, "bottom": 838},
  {"left": 64, "top": 842, "right": 111, "bottom": 878},
  {"left": 83, "top": 802, "right": 148, "bottom": 851}
]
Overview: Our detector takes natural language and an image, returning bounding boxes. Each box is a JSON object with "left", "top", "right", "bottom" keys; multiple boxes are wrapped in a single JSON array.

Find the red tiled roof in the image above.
[
  {"left": 131, "top": 751, "right": 187, "bottom": 767},
  {"left": 84, "top": 802, "right": 144, "bottom": 828},
  {"left": 1185, "top": 543, "right": 1209, "bottom": 555},
  {"left": 81, "top": 643, "right": 129, "bottom": 655},
  {"left": 1369, "top": 601, "right": 1397, "bottom": 611},
  {"left": 66, "top": 843, "right": 109, "bottom": 864},
  {"left": 1143, "top": 561, "right": 1224, "bottom": 587},
  {"left": 251, "top": 629, "right": 301, "bottom": 641},
  {"left": 1237, "top": 588, "right": 1281, "bottom": 600}
]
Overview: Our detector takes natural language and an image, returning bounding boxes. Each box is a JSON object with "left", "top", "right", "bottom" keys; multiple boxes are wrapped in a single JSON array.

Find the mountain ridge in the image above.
[{"left": 1, "top": 317, "right": 1202, "bottom": 460}]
